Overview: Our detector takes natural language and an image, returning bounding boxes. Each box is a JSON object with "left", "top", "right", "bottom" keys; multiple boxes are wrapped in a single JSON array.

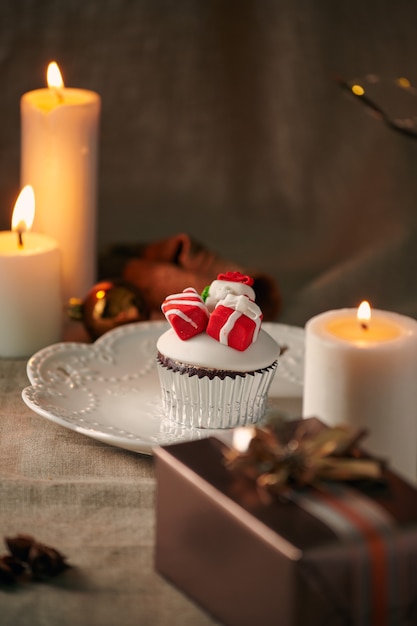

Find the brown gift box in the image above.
[{"left": 154, "top": 419, "right": 417, "bottom": 626}]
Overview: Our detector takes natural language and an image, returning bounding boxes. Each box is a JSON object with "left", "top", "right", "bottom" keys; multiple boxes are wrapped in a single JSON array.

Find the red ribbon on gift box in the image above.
[{"left": 294, "top": 483, "right": 394, "bottom": 626}]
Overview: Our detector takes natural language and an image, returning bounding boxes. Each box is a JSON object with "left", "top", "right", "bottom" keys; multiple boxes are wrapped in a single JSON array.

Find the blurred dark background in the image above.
[{"left": 1, "top": 0, "right": 417, "bottom": 324}]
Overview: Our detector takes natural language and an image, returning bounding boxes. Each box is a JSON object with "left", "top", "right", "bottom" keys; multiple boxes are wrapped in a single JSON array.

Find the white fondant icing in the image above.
[
  {"left": 205, "top": 279, "right": 255, "bottom": 312},
  {"left": 156, "top": 327, "right": 279, "bottom": 372},
  {"left": 219, "top": 293, "right": 261, "bottom": 320}
]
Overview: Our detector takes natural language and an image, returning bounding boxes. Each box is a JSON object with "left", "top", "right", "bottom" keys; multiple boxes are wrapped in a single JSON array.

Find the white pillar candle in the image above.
[
  {"left": 0, "top": 187, "right": 61, "bottom": 358},
  {"left": 20, "top": 62, "right": 100, "bottom": 304},
  {"left": 303, "top": 305, "right": 417, "bottom": 483}
]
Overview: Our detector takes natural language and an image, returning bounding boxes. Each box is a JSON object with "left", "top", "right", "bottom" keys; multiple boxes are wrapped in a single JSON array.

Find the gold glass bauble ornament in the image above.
[{"left": 68, "top": 279, "right": 150, "bottom": 340}]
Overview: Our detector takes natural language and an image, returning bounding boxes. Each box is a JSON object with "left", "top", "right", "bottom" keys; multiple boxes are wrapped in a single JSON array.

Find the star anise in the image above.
[
  {"left": 28, "top": 542, "right": 69, "bottom": 579},
  {"left": 2, "top": 534, "right": 70, "bottom": 584},
  {"left": 0, "top": 554, "right": 25, "bottom": 585}
]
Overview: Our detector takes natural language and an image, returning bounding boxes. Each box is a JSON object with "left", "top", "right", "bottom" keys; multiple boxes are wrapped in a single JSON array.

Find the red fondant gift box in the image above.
[
  {"left": 161, "top": 287, "right": 209, "bottom": 340},
  {"left": 206, "top": 293, "right": 263, "bottom": 352},
  {"left": 154, "top": 418, "right": 417, "bottom": 626}
]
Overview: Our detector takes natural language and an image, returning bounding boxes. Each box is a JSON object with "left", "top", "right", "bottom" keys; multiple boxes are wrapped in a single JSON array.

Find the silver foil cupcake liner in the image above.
[{"left": 157, "top": 362, "right": 278, "bottom": 429}]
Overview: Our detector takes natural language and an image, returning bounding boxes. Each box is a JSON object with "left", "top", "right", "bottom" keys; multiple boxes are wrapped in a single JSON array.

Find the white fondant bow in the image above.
[{"left": 218, "top": 294, "right": 262, "bottom": 321}]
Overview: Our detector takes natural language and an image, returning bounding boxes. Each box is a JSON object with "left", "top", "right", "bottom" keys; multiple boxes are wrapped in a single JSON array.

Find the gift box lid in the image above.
[{"left": 157, "top": 419, "right": 417, "bottom": 551}]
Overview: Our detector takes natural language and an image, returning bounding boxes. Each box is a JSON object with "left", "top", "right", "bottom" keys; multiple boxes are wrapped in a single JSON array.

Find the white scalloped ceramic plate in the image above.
[{"left": 22, "top": 320, "right": 305, "bottom": 455}]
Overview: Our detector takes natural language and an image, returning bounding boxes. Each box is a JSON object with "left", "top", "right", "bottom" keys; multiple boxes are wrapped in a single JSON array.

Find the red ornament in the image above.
[
  {"left": 162, "top": 287, "right": 209, "bottom": 340},
  {"left": 67, "top": 279, "right": 149, "bottom": 340}
]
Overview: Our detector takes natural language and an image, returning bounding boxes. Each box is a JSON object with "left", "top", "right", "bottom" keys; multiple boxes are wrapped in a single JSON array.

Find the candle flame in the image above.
[
  {"left": 232, "top": 427, "right": 255, "bottom": 453},
  {"left": 357, "top": 300, "right": 371, "bottom": 323},
  {"left": 11, "top": 185, "right": 35, "bottom": 232},
  {"left": 47, "top": 61, "right": 64, "bottom": 89}
]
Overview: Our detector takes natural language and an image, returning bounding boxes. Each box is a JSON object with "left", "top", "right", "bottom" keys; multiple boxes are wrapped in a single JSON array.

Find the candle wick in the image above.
[
  {"left": 54, "top": 87, "right": 64, "bottom": 104},
  {"left": 360, "top": 321, "right": 369, "bottom": 330},
  {"left": 17, "top": 229, "right": 23, "bottom": 248}
]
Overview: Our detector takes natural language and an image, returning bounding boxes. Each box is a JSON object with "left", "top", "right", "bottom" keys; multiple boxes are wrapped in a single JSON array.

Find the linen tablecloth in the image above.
[{"left": 0, "top": 358, "right": 219, "bottom": 626}]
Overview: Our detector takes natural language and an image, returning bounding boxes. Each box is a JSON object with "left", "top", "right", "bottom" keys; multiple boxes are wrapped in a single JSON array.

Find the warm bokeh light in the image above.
[
  {"left": 47, "top": 61, "right": 64, "bottom": 89},
  {"left": 397, "top": 77, "right": 411, "bottom": 89},
  {"left": 232, "top": 427, "right": 255, "bottom": 453},
  {"left": 11, "top": 185, "right": 35, "bottom": 232},
  {"left": 357, "top": 300, "right": 371, "bottom": 324},
  {"left": 351, "top": 84, "right": 365, "bottom": 96}
]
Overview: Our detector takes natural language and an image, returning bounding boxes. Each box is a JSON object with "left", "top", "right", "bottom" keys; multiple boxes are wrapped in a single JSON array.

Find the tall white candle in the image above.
[
  {"left": 302, "top": 305, "right": 417, "bottom": 482},
  {"left": 0, "top": 186, "right": 61, "bottom": 358},
  {"left": 20, "top": 62, "right": 100, "bottom": 304}
]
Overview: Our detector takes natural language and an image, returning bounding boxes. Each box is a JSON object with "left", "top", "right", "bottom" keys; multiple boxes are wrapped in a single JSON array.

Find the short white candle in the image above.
[
  {"left": 302, "top": 304, "right": 417, "bottom": 482},
  {"left": 20, "top": 61, "right": 100, "bottom": 303},
  {"left": 0, "top": 186, "right": 61, "bottom": 358}
]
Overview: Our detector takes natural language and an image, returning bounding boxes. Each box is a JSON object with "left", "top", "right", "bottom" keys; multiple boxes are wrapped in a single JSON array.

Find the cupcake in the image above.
[{"left": 157, "top": 272, "right": 279, "bottom": 429}]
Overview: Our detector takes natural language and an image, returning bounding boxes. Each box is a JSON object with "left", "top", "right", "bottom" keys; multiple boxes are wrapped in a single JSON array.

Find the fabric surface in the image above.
[{"left": 0, "top": 360, "right": 219, "bottom": 626}]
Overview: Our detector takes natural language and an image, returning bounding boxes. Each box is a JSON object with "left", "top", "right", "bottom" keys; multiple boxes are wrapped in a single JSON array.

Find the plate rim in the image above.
[{"left": 22, "top": 320, "right": 305, "bottom": 455}]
